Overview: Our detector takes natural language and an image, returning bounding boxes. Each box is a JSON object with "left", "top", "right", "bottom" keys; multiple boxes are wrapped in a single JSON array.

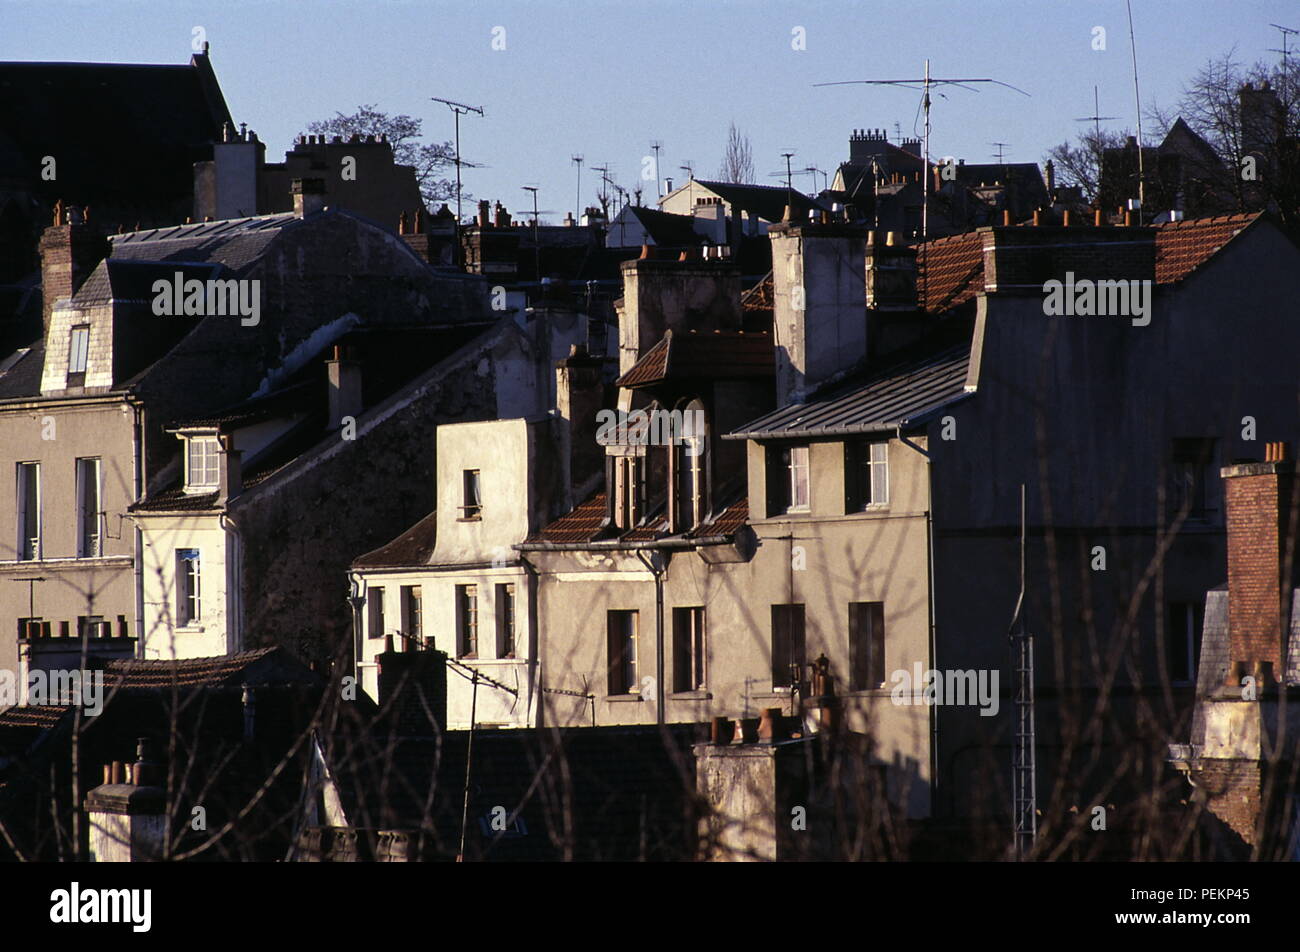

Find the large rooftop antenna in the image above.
[
  {"left": 816, "top": 60, "right": 1029, "bottom": 243},
  {"left": 650, "top": 140, "right": 664, "bottom": 199},
  {"left": 990, "top": 142, "right": 1010, "bottom": 164},
  {"left": 1269, "top": 23, "right": 1298, "bottom": 112},
  {"left": 430, "top": 96, "right": 484, "bottom": 226}
]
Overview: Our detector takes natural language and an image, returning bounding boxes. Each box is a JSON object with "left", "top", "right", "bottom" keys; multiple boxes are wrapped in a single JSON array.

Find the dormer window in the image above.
[
  {"left": 185, "top": 436, "right": 220, "bottom": 492},
  {"left": 67, "top": 324, "right": 89, "bottom": 385}
]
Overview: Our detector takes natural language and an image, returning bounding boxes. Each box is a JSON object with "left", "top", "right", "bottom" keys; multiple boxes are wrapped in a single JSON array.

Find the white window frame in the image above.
[
  {"left": 368, "top": 586, "right": 386, "bottom": 640},
  {"left": 177, "top": 549, "right": 201, "bottom": 626},
  {"left": 67, "top": 324, "right": 90, "bottom": 376},
  {"left": 789, "top": 445, "right": 810, "bottom": 511},
  {"left": 868, "top": 441, "right": 889, "bottom": 506},
  {"left": 76, "top": 457, "right": 101, "bottom": 558},
  {"left": 185, "top": 436, "right": 221, "bottom": 492},
  {"left": 16, "top": 461, "right": 40, "bottom": 561}
]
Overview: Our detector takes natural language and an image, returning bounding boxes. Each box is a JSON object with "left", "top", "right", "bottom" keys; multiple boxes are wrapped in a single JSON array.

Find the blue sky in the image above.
[{"left": 4, "top": 0, "right": 1294, "bottom": 222}]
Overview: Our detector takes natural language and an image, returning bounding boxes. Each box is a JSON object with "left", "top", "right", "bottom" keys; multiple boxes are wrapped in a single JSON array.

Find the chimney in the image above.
[
  {"left": 292, "top": 178, "right": 327, "bottom": 217},
  {"left": 1221, "top": 444, "right": 1300, "bottom": 680},
  {"left": 555, "top": 344, "right": 606, "bottom": 510},
  {"left": 615, "top": 256, "right": 741, "bottom": 377},
  {"left": 39, "top": 204, "right": 109, "bottom": 336},
  {"left": 216, "top": 433, "right": 242, "bottom": 505},
  {"left": 769, "top": 219, "right": 868, "bottom": 405},
  {"left": 377, "top": 645, "right": 448, "bottom": 735},
  {"left": 494, "top": 202, "right": 511, "bottom": 228},
  {"left": 477, "top": 200, "right": 491, "bottom": 228},
  {"left": 865, "top": 229, "right": 917, "bottom": 311},
  {"left": 326, "top": 344, "right": 363, "bottom": 431},
  {"left": 84, "top": 738, "right": 166, "bottom": 861}
]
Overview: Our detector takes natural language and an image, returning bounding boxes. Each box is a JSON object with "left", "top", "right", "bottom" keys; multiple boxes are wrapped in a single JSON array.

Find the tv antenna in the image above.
[
  {"left": 650, "top": 140, "right": 664, "bottom": 199},
  {"left": 1123, "top": 0, "right": 1146, "bottom": 212},
  {"left": 430, "top": 96, "right": 484, "bottom": 225},
  {"left": 1075, "top": 85, "right": 1117, "bottom": 140},
  {"left": 1269, "top": 23, "right": 1298, "bottom": 111},
  {"left": 990, "top": 142, "right": 1010, "bottom": 164},
  {"left": 816, "top": 59, "right": 1029, "bottom": 242},
  {"left": 779, "top": 151, "right": 796, "bottom": 214},
  {"left": 571, "top": 154, "right": 584, "bottom": 221}
]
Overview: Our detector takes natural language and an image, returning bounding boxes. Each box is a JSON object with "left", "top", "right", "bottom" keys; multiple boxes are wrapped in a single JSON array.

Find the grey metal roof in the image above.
[{"left": 725, "top": 344, "right": 974, "bottom": 440}]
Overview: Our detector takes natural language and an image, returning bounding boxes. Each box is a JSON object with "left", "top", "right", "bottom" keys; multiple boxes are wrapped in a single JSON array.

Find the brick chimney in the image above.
[
  {"left": 1221, "top": 441, "right": 1300, "bottom": 680},
  {"left": 615, "top": 257, "right": 741, "bottom": 377},
  {"left": 292, "top": 177, "right": 327, "bottom": 218},
  {"left": 377, "top": 646, "right": 448, "bottom": 735},
  {"left": 38, "top": 203, "right": 109, "bottom": 336},
  {"left": 769, "top": 220, "right": 868, "bottom": 405},
  {"left": 326, "top": 344, "right": 363, "bottom": 431}
]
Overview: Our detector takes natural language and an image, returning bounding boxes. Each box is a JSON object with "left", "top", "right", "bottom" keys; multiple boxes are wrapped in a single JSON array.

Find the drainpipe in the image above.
[
  {"left": 347, "top": 571, "right": 365, "bottom": 688},
  {"left": 219, "top": 512, "right": 243, "bottom": 654},
  {"left": 517, "top": 552, "right": 542, "bottom": 727},
  {"left": 129, "top": 396, "right": 145, "bottom": 658},
  {"left": 898, "top": 424, "right": 940, "bottom": 817},
  {"left": 635, "top": 550, "right": 666, "bottom": 725}
]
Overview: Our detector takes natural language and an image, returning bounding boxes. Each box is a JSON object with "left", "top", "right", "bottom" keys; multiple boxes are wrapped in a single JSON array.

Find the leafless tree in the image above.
[{"left": 718, "top": 121, "right": 755, "bottom": 184}]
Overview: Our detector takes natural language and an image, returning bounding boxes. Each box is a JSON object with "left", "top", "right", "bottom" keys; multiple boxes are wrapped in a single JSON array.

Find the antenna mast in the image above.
[
  {"left": 430, "top": 96, "right": 484, "bottom": 226},
  {"left": 1124, "top": 1, "right": 1146, "bottom": 213}
]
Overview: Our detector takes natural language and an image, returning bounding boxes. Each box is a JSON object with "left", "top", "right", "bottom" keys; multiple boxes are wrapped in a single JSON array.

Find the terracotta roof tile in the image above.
[
  {"left": 102, "top": 647, "right": 285, "bottom": 689},
  {"left": 1154, "top": 212, "right": 1262, "bottom": 284},
  {"left": 616, "top": 330, "right": 773, "bottom": 388},
  {"left": 917, "top": 230, "right": 985, "bottom": 312}
]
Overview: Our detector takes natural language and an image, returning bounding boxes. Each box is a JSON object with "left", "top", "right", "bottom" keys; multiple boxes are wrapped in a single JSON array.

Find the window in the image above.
[
  {"left": 496, "top": 583, "right": 516, "bottom": 657},
  {"left": 456, "top": 584, "right": 479, "bottom": 657},
  {"left": 615, "top": 456, "right": 642, "bottom": 529},
  {"left": 847, "top": 441, "right": 889, "bottom": 510},
  {"left": 76, "top": 457, "right": 101, "bottom": 557},
  {"left": 766, "top": 445, "right": 810, "bottom": 515},
  {"left": 16, "top": 462, "right": 40, "bottom": 561},
  {"left": 67, "top": 324, "right": 89, "bottom": 382},
  {"left": 672, "top": 606, "right": 706, "bottom": 692},
  {"left": 462, "top": 470, "right": 482, "bottom": 520},
  {"left": 675, "top": 403, "right": 707, "bottom": 531},
  {"left": 771, "top": 604, "right": 807, "bottom": 689},
  {"left": 400, "top": 585, "right": 422, "bottom": 643},
  {"left": 368, "top": 587, "right": 386, "bottom": 640},
  {"left": 607, "top": 610, "right": 638, "bottom": 695},
  {"left": 1170, "top": 438, "right": 1215, "bottom": 520},
  {"left": 186, "top": 437, "right": 220, "bottom": 491},
  {"left": 849, "top": 602, "right": 886, "bottom": 690},
  {"left": 1167, "top": 601, "right": 1202, "bottom": 685},
  {"left": 176, "top": 549, "right": 201, "bottom": 626}
]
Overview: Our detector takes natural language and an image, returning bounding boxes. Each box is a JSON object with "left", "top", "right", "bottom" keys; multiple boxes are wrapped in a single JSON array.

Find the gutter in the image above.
[
  {"left": 129, "top": 395, "right": 145, "bottom": 659},
  {"left": 517, "top": 553, "right": 543, "bottom": 728},
  {"left": 219, "top": 511, "right": 244, "bottom": 653},
  {"left": 897, "top": 423, "right": 941, "bottom": 818},
  {"left": 634, "top": 550, "right": 666, "bottom": 725}
]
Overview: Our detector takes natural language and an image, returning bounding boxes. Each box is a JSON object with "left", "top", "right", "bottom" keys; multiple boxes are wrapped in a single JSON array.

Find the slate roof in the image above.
[
  {"left": 110, "top": 213, "right": 297, "bottom": 273},
  {"left": 625, "top": 206, "right": 702, "bottom": 246},
  {"left": 70, "top": 258, "right": 223, "bottom": 307},
  {"left": 0, "top": 339, "right": 45, "bottom": 401},
  {"left": 727, "top": 344, "right": 973, "bottom": 440},
  {"left": 616, "top": 329, "right": 773, "bottom": 388},
  {"left": 688, "top": 180, "right": 822, "bottom": 223},
  {"left": 0, "top": 56, "right": 231, "bottom": 206}
]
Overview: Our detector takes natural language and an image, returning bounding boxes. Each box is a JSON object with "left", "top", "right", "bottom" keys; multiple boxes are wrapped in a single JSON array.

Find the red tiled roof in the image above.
[
  {"left": 0, "top": 705, "right": 69, "bottom": 730},
  {"left": 525, "top": 490, "right": 747, "bottom": 546},
  {"left": 917, "top": 230, "right": 985, "bottom": 312},
  {"left": 1153, "top": 212, "right": 1262, "bottom": 284},
  {"left": 741, "top": 271, "right": 774, "bottom": 312},
  {"left": 616, "top": 329, "right": 773, "bottom": 388}
]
